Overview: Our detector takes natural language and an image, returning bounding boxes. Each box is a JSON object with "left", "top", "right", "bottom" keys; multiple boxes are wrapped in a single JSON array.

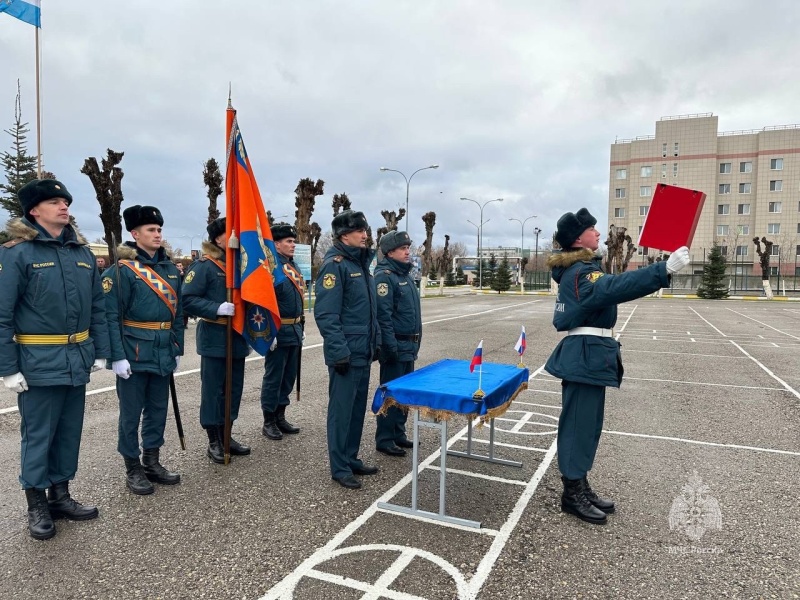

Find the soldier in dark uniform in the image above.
[
  {"left": 181, "top": 218, "right": 251, "bottom": 463},
  {"left": 374, "top": 230, "right": 421, "bottom": 457},
  {"left": 260, "top": 222, "right": 303, "bottom": 440},
  {"left": 0, "top": 179, "right": 110, "bottom": 540},
  {"left": 104, "top": 205, "right": 185, "bottom": 495},
  {"left": 314, "top": 210, "right": 380, "bottom": 490},
  {"left": 544, "top": 208, "right": 690, "bottom": 525}
]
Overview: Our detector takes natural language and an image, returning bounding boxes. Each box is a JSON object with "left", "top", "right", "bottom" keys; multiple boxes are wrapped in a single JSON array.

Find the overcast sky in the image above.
[{"left": 1, "top": 0, "right": 798, "bottom": 255}]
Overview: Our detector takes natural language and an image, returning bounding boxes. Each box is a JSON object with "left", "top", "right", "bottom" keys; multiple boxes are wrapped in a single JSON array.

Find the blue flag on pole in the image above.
[{"left": 0, "top": 0, "right": 41, "bottom": 27}]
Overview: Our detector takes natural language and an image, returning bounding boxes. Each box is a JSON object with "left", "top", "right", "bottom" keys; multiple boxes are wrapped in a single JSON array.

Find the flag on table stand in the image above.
[
  {"left": 224, "top": 100, "right": 285, "bottom": 355},
  {"left": 469, "top": 340, "right": 483, "bottom": 373},
  {"left": 514, "top": 325, "right": 526, "bottom": 368},
  {"left": 0, "top": 0, "right": 41, "bottom": 27}
]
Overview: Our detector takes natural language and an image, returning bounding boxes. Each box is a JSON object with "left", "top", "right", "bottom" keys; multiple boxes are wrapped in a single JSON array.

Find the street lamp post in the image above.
[
  {"left": 509, "top": 215, "right": 536, "bottom": 294},
  {"left": 379, "top": 164, "right": 439, "bottom": 236},
  {"left": 533, "top": 227, "right": 542, "bottom": 289},
  {"left": 460, "top": 197, "right": 503, "bottom": 290},
  {"left": 467, "top": 218, "right": 490, "bottom": 286}
]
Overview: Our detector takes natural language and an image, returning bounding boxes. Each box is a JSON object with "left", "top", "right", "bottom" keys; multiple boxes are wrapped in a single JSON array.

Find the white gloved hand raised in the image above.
[
  {"left": 270, "top": 338, "right": 278, "bottom": 352},
  {"left": 91, "top": 359, "right": 106, "bottom": 373},
  {"left": 3, "top": 372, "right": 28, "bottom": 393},
  {"left": 216, "top": 302, "right": 235, "bottom": 316},
  {"left": 112, "top": 359, "right": 132, "bottom": 379},
  {"left": 666, "top": 246, "right": 690, "bottom": 274},
  {"left": 174, "top": 356, "right": 181, "bottom": 372}
]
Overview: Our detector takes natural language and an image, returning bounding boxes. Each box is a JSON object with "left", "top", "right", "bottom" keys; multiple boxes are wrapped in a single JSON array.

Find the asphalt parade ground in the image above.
[{"left": 1, "top": 293, "right": 798, "bottom": 599}]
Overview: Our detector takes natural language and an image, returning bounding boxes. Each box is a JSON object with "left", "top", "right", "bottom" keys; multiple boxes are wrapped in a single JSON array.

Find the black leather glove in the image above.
[
  {"left": 382, "top": 347, "right": 399, "bottom": 364},
  {"left": 372, "top": 347, "right": 381, "bottom": 362},
  {"left": 333, "top": 357, "right": 350, "bottom": 375}
]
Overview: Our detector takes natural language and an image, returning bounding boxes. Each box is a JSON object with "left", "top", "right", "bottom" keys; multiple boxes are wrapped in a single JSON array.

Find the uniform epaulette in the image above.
[
  {"left": 384, "top": 269, "right": 391, "bottom": 274},
  {"left": 2, "top": 238, "right": 26, "bottom": 248},
  {"left": 333, "top": 255, "right": 344, "bottom": 263}
]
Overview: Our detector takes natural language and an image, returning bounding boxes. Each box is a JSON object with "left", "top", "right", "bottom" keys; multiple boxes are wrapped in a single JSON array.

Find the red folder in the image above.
[{"left": 638, "top": 184, "right": 706, "bottom": 252}]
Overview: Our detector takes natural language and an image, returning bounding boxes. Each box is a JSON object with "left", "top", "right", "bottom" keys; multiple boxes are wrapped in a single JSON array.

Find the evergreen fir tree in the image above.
[
  {"left": 456, "top": 265, "right": 465, "bottom": 285},
  {"left": 1, "top": 83, "right": 38, "bottom": 219},
  {"left": 697, "top": 244, "right": 729, "bottom": 299},
  {"left": 445, "top": 270, "right": 455, "bottom": 286},
  {"left": 492, "top": 254, "right": 513, "bottom": 293},
  {"left": 484, "top": 253, "right": 498, "bottom": 288}
]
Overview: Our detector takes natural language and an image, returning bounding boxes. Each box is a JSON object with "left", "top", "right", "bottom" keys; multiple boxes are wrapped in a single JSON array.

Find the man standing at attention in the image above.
[
  {"left": 374, "top": 230, "right": 421, "bottom": 457},
  {"left": 314, "top": 210, "right": 380, "bottom": 490},
  {"left": 0, "top": 179, "right": 110, "bottom": 540},
  {"left": 545, "top": 208, "right": 689, "bottom": 525}
]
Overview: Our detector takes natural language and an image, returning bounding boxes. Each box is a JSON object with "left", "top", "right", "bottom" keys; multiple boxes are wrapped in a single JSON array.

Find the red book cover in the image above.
[{"left": 638, "top": 184, "right": 706, "bottom": 252}]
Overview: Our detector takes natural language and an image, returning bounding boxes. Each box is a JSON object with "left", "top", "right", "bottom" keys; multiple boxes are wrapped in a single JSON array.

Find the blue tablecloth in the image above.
[{"left": 371, "top": 359, "right": 529, "bottom": 420}]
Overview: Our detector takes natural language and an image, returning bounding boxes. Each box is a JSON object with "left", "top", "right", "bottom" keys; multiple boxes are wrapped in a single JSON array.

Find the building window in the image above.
[
  {"left": 616, "top": 168, "right": 627, "bottom": 180},
  {"left": 739, "top": 161, "right": 753, "bottom": 173},
  {"left": 737, "top": 225, "right": 750, "bottom": 235},
  {"left": 720, "top": 246, "right": 728, "bottom": 256},
  {"left": 673, "top": 142, "right": 679, "bottom": 156},
  {"left": 770, "top": 245, "right": 780, "bottom": 257},
  {"left": 640, "top": 165, "right": 652, "bottom": 177},
  {"left": 615, "top": 188, "right": 626, "bottom": 199},
  {"left": 718, "top": 184, "right": 731, "bottom": 194},
  {"left": 673, "top": 163, "right": 678, "bottom": 177},
  {"left": 717, "top": 225, "right": 729, "bottom": 236},
  {"left": 736, "top": 245, "right": 748, "bottom": 257},
  {"left": 739, "top": 183, "right": 752, "bottom": 194},
  {"left": 638, "top": 225, "right": 643, "bottom": 235},
  {"left": 639, "top": 205, "right": 649, "bottom": 216},
  {"left": 614, "top": 208, "right": 625, "bottom": 218},
  {"left": 769, "top": 201, "right": 782, "bottom": 213},
  {"left": 770, "top": 158, "right": 783, "bottom": 170},
  {"left": 717, "top": 204, "right": 730, "bottom": 215},
  {"left": 769, "top": 266, "right": 779, "bottom": 276},
  {"left": 767, "top": 223, "right": 781, "bottom": 234},
  {"left": 662, "top": 143, "right": 667, "bottom": 157},
  {"left": 797, "top": 223, "right": 800, "bottom": 233},
  {"left": 737, "top": 203, "right": 750, "bottom": 215},
  {"left": 796, "top": 244, "right": 800, "bottom": 256},
  {"left": 640, "top": 186, "right": 651, "bottom": 197},
  {"left": 719, "top": 162, "right": 731, "bottom": 174},
  {"left": 661, "top": 164, "right": 667, "bottom": 178},
  {"left": 770, "top": 180, "right": 783, "bottom": 192},
  {"left": 637, "top": 246, "right": 649, "bottom": 256}
]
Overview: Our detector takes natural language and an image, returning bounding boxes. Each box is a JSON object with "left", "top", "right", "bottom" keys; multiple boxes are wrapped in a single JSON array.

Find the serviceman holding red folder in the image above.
[{"left": 544, "top": 208, "right": 689, "bottom": 525}]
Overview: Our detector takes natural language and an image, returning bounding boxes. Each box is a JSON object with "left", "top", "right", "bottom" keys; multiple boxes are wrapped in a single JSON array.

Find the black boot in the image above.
[
  {"left": 262, "top": 411, "right": 283, "bottom": 440},
  {"left": 206, "top": 427, "right": 225, "bottom": 464},
  {"left": 25, "top": 488, "right": 56, "bottom": 540},
  {"left": 47, "top": 481, "right": 99, "bottom": 520},
  {"left": 227, "top": 428, "right": 251, "bottom": 456},
  {"left": 581, "top": 477, "right": 615, "bottom": 514},
  {"left": 276, "top": 405, "right": 300, "bottom": 434},
  {"left": 124, "top": 456, "right": 155, "bottom": 495},
  {"left": 561, "top": 476, "right": 607, "bottom": 525},
  {"left": 142, "top": 448, "right": 181, "bottom": 485}
]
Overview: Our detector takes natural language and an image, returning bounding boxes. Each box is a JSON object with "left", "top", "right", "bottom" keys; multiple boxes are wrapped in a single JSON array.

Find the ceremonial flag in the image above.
[
  {"left": 469, "top": 340, "right": 483, "bottom": 373},
  {"left": 224, "top": 100, "right": 285, "bottom": 355},
  {"left": 0, "top": 0, "right": 41, "bottom": 27},
  {"left": 514, "top": 325, "right": 526, "bottom": 356}
]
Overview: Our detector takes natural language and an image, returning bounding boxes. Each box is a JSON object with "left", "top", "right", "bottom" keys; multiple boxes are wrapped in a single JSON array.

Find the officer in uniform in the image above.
[
  {"left": 181, "top": 218, "right": 251, "bottom": 463},
  {"left": 544, "top": 208, "right": 690, "bottom": 525},
  {"left": 259, "top": 222, "right": 303, "bottom": 440},
  {"left": 104, "top": 205, "right": 185, "bottom": 495},
  {"left": 374, "top": 230, "right": 421, "bottom": 457},
  {"left": 0, "top": 179, "right": 110, "bottom": 540},
  {"left": 314, "top": 210, "right": 380, "bottom": 490}
]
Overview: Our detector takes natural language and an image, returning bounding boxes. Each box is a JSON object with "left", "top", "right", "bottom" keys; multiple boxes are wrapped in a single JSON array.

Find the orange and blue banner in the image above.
[
  {"left": 224, "top": 102, "right": 285, "bottom": 355},
  {"left": 469, "top": 340, "right": 483, "bottom": 373}
]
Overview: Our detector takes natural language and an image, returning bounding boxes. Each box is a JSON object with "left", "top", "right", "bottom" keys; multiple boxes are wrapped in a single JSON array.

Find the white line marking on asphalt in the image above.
[
  {"left": 689, "top": 306, "right": 728, "bottom": 337},
  {"left": 423, "top": 299, "right": 543, "bottom": 326},
  {"left": 426, "top": 465, "right": 528, "bottom": 487},
  {"left": 729, "top": 340, "right": 800, "bottom": 402},
  {"left": 604, "top": 430, "right": 800, "bottom": 456},
  {"left": 624, "top": 350, "right": 748, "bottom": 359},
  {"left": 510, "top": 412, "right": 532, "bottom": 432},
  {"left": 373, "top": 508, "right": 500, "bottom": 536},
  {"left": 513, "top": 401, "right": 561, "bottom": 409},
  {"left": 726, "top": 308, "right": 800, "bottom": 341},
  {"left": 458, "top": 437, "right": 552, "bottom": 453},
  {"left": 623, "top": 377, "right": 784, "bottom": 391}
]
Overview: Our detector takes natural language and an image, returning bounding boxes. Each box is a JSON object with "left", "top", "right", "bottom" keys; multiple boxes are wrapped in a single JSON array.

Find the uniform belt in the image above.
[
  {"left": 15, "top": 330, "right": 90, "bottom": 345},
  {"left": 567, "top": 327, "right": 614, "bottom": 338},
  {"left": 201, "top": 317, "right": 228, "bottom": 325},
  {"left": 280, "top": 316, "right": 304, "bottom": 325},
  {"left": 123, "top": 319, "right": 172, "bottom": 330},
  {"left": 395, "top": 333, "right": 420, "bottom": 342}
]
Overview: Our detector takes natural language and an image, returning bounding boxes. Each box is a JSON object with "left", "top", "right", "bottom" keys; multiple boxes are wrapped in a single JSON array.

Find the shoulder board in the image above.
[
  {"left": 333, "top": 255, "right": 344, "bottom": 263},
  {"left": 2, "top": 238, "right": 27, "bottom": 249},
  {"left": 384, "top": 269, "right": 391, "bottom": 274}
]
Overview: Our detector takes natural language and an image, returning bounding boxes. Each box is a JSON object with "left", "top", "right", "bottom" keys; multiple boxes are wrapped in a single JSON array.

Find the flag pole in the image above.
[
  {"left": 35, "top": 22, "right": 42, "bottom": 178},
  {"left": 223, "top": 96, "right": 238, "bottom": 466}
]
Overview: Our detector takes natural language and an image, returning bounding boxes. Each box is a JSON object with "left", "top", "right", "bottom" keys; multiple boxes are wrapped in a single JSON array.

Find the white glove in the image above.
[
  {"left": 302, "top": 331, "right": 306, "bottom": 343},
  {"left": 112, "top": 359, "right": 132, "bottom": 379},
  {"left": 666, "top": 246, "right": 690, "bottom": 274},
  {"left": 3, "top": 372, "right": 28, "bottom": 393},
  {"left": 270, "top": 338, "right": 278, "bottom": 352},
  {"left": 217, "top": 302, "right": 235, "bottom": 316},
  {"left": 174, "top": 356, "right": 181, "bottom": 372},
  {"left": 91, "top": 359, "right": 105, "bottom": 373}
]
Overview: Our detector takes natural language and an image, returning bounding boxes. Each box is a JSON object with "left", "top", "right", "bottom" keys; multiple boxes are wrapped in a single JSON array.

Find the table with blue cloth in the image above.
[{"left": 371, "top": 358, "right": 529, "bottom": 528}]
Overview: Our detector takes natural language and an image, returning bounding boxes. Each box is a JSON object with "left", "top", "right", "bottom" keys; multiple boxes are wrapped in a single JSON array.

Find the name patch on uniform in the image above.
[
  {"left": 76, "top": 262, "right": 92, "bottom": 269},
  {"left": 377, "top": 282, "right": 389, "bottom": 296},
  {"left": 398, "top": 281, "right": 408, "bottom": 286},
  {"left": 32, "top": 262, "right": 55, "bottom": 269},
  {"left": 102, "top": 277, "right": 113, "bottom": 293},
  {"left": 586, "top": 272, "right": 604, "bottom": 283},
  {"left": 350, "top": 272, "right": 362, "bottom": 278},
  {"left": 184, "top": 271, "right": 195, "bottom": 284},
  {"left": 168, "top": 275, "right": 178, "bottom": 279},
  {"left": 322, "top": 274, "right": 336, "bottom": 289}
]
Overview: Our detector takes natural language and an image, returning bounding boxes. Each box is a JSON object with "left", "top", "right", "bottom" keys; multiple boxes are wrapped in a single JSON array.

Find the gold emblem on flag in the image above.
[
  {"left": 102, "top": 277, "right": 113, "bottom": 293},
  {"left": 323, "top": 274, "right": 336, "bottom": 289},
  {"left": 377, "top": 282, "right": 389, "bottom": 296}
]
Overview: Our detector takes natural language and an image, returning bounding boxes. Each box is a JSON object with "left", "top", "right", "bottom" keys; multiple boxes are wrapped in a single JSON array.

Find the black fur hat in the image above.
[
  {"left": 379, "top": 230, "right": 412, "bottom": 254},
  {"left": 271, "top": 222, "right": 297, "bottom": 241},
  {"left": 332, "top": 210, "right": 368, "bottom": 238},
  {"left": 207, "top": 217, "right": 225, "bottom": 241},
  {"left": 555, "top": 208, "right": 597, "bottom": 249},
  {"left": 123, "top": 205, "right": 164, "bottom": 232},
  {"left": 18, "top": 179, "right": 73, "bottom": 218}
]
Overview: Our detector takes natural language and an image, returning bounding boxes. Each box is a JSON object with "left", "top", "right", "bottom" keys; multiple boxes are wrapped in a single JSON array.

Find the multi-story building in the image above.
[{"left": 609, "top": 114, "right": 800, "bottom": 278}]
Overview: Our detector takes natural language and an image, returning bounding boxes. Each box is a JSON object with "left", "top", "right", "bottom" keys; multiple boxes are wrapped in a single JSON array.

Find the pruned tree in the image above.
[
  {"left": 332, "top": 192, "right": 351, "bottom": 216},
  {"left": 420, "top": 211, "right": 436, "bottom": 276},
  {"left": 81, "top": 149, "right": 125, "bottom": 258},
  {"left": 202, "top": 157, "right": 223, "bottom": 224},
  {"left": 440, "top": 234, "right": 451, "bottom": 280},
  {"left": 0, "top": 81, "right": 38, "bottom": 219},
  {"left": 295, "top": 177, "right": 324, "bottom": 246},
  {"left": 310, "top": 222, "right": 322, "bottom": 261},
  {"left": 753, "top": 236, "right": 774, "bottom": 299},
  {"left": 376, "top": 208, "right": 406, "bottom": 248},
  {"left": 604, "top": 225, "right": 636, "bottom": 273}
]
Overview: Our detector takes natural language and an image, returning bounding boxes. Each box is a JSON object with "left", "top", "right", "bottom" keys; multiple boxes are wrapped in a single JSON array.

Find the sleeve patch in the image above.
[
  {"left": 586, "top": 272, "right": 604, "bottom": 283},
  {"left": 377, "top": 282, "right": 389, "bottom": 296},
  {"left": 102, "top": 276, "right": 113, "bottom": 293},
  {"left": 322, "top": 273, "right": 336, "bottom": 289}
]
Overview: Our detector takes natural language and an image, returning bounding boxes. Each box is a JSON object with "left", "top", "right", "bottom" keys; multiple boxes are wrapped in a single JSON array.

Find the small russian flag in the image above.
[
  {"left": 514, "top": 326, "right": 526, "bottom": 356},
  {"left": 469, "top": 340, "right": 483, "bottom": 373}
]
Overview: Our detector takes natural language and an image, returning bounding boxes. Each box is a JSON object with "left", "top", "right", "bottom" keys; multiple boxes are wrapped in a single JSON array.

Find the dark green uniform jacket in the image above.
[
  {"left": 0, "top": 218, "right": 111, "bottom": 386},
  {"left": 274, "top": 252, "right": 304, "bottom": 346},
  {"left": 374, "top": 256, "right": 421, "bottom": 362},
  {"left": 103, "top": 243, "right": 184, "bottom": 375},
  {"left": 314, "top": 242, "right": 380, "bottom": 367},
  {"left": 544, "top": 248, "right": 669, "bottom": 388},
  {"left": 181, "top": 241, "right": 250, "bottom": 359}
]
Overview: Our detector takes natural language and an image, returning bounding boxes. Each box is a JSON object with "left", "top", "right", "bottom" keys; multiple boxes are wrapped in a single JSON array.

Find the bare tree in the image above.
[
  {"left": 604, "top": 225, "right": 636, "bottom": 273},
  {"left": 295, "top": 177, "right": 324, "bottom": 246},
  {"left": 81, "top": 149, "right": 124, "bottom": 258},
  {"left": 420, "top": 211, "right": 436, "bottom": 277},
  {"left": 202, "top": 158, "right": 223, "bottom": 224},
  {"left": 332, "top": 192, "right": 351, "bottom": 216},
  {"left": 753, "top": 236, "right": 774, "bottom": 299},
  {"left": 376, "top": 208, "right": 406, "bottom": 248}
]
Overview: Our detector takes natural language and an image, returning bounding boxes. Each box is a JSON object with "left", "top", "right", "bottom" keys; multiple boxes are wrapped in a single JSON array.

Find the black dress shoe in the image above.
[
  {"left": 332, "top": 475, "right": 362, "bottom": 489},
  {"left": 396, "top": 438, "right": 414, "bottom": 449},
  {"left": 377, "top": 444, "right": 406, "bottom": 457},
  {"left": 229, "top": 437, "right": 251, "bottom": 456},
  {"left": 352, "top": 464, "right": 379, "bottom": 476}
]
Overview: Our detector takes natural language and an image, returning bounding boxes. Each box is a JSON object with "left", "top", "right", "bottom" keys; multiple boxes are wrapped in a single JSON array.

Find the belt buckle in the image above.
[
  {"left": 159, "top": 322, "right": 168, "bottom": 330},
  {"left": 414, "top": 334, "right": 420, "bottom": 342},
  {"left": 67, "top": 333, "right": 78, "bottom": 344}
]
